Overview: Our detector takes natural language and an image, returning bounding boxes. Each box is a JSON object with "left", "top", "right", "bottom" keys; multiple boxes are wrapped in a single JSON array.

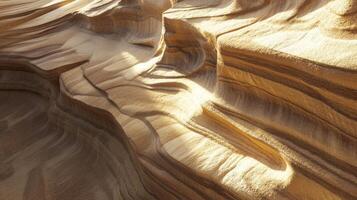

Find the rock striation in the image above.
[{"left": 0, "top": 0, "right": 356, "bottom": 199}]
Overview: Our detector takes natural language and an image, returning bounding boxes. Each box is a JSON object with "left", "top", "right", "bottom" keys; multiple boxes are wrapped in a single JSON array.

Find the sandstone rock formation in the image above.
[{"left": 0, "top": 0, "right": 356, "bottom": 199}]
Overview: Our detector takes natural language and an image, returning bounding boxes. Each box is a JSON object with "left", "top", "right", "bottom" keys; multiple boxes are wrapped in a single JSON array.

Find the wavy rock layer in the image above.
[{"left": 0, "top": 0, "right": 356, "bottom": 200}]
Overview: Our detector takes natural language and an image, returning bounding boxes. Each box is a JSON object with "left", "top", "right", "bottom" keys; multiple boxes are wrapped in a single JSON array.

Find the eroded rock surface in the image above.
[{"left": 0, "top": 0, "right": 356, "bottom": 199}]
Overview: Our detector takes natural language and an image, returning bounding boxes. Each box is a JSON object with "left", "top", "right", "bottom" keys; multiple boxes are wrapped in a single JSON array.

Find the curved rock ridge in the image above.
[{"left": 0, "top": 0, "right": 356, "bottom": 200}]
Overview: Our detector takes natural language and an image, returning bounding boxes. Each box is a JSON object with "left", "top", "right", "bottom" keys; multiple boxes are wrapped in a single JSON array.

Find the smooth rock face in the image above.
[{"left": 0, "top": 0, "right": 356, "bottom": 200}]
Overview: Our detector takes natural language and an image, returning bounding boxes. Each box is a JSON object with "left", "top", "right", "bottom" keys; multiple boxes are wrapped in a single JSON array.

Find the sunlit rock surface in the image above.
[{"left": 0, "top": 0, "right": 356, "bottom": 199}]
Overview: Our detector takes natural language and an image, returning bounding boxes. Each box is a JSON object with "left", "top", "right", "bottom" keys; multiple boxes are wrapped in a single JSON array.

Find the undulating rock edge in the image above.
[{"left": 0, "top": 1, "right": 356, "bottom": 200}]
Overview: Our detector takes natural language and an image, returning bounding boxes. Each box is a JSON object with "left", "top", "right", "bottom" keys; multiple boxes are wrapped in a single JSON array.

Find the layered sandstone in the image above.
[{"left": 0, "top": 0, "right": 356, "bottom": 200}]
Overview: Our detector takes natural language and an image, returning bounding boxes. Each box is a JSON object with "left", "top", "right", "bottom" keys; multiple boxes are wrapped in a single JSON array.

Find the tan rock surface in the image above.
[{"left": 0, "top": 0, "right": 356, "bottom": 199}]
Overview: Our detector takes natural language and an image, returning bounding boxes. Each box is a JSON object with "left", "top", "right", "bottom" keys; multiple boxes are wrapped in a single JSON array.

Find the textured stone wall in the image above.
[{"left": 0, "top": 1, "right": 356, "bottom": 199}]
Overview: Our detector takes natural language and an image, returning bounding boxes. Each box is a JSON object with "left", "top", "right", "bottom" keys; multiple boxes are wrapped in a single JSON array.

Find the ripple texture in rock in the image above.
[{"left": 0, "top": 0, "right": 356, "bottom": 200}]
